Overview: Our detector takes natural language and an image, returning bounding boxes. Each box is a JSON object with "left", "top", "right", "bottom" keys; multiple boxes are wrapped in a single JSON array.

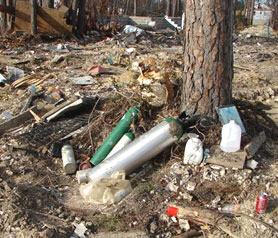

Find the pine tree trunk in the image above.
[
  {"left": 133, "top": 0, "right": 136, "bottom": 15},
  {"left": 244, "top": 0, "right": 250, "bottom": 25},
  {"left": 7, "top": 0, "right": 13, "bottom": 31},
  {"left": 171, "top": 0, "right": 177, "bottom": 17},
  {"left": 77, "top": 0, "right": 85, "bottom": 35},
  {"left": 72, "top": 0, "right": 79, "bottom": 30},
  {"left": 176, "top": 0, "right": 181, "bottom": 16},
  {"left": 31, "top": 0, "right": 38, "bottom": 35},
  {"left": 125, "top": 0, "right": 130, "bottom": 15},
  {"left": 249, "top": 0, "right": 254, "bottom": 25},
  {"left": 273, "top": 2, "right": 278, "bottom": 30},
  {"left": 0, "top": 0, "right": 7, "bottom": 34},
  {"left": 166, "top": 0, "right": 170, "bottom": 16},
  {"left": 181, "top": 0, "right": 233, "bottom": 119}
]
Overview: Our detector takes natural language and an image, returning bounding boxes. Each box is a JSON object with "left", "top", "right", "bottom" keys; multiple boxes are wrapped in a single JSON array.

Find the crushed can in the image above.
[{"left": 256, "top": 193, "right": 268, "bottom": 214}]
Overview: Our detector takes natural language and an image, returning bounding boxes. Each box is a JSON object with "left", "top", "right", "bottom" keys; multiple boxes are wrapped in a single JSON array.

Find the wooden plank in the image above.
[
  {"left": 15, "top": 1, "right": 72, "bottom": 34},
  {"left": 0, "top": 106, "right": 40, "bottom": 135},
  {"left": 41, "top": 96, "right": 78, "bottom": 121},
  {"left": 206, "top": 145, "right": 246, "bottom": 169},
  {"left": 244, "top": 131, "right": 266, "bottom": 159}
]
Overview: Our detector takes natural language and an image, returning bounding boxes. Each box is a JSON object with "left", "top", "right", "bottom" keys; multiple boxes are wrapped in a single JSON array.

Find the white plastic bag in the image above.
[
  {"left": 183, "top": 133, "right": 203, "bottom": 165},
  {"left": 6, "top": 66, "right": 24, "bottom": 81},
  {"left": 123, "top": 25, "right": 144, "bottom": 37}
]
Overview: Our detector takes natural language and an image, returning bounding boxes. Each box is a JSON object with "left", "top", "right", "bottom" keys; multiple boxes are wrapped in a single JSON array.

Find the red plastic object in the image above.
[{"left": 167, "top": 206, "right": 178, "bottom": 217}]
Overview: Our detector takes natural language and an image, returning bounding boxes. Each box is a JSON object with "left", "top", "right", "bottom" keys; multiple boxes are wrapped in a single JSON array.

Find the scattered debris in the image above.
[
  {"left": 72, "top": 222, "right": 89, "bottom": 238},
  {"left": 246, "top": 159, "right": 259, "bottom": 170},
  {"left": 72, "top": 76, "right": 98, "bottom": 85},
  {"left": 0, "top": 24, "right": 277, "bottom": 238},
  {"left": 78, "top": 118, "right": 183, "bottom": 184},
  {"left": 6, "top": 66, "right": 24, "bottom": 81},
  {"left": 88, "top": 65, "right": 115, "bottom": 76},
  {"left": 123, "top": 25, "right": 145, "bottom": 37}
]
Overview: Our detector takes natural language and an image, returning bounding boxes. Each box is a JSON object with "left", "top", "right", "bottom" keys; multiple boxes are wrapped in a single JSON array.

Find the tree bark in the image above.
[
  {"left": 245, "top": 0, "right": 254, "bottom": 25},
  {"left": 181, "top": 0, "right": 233, "bottom": 119},
  {"left": 249, "top": 0, "right": 254, "bottom": 25},
  {"left": 166, "top": 0, "right": 170, "bottom": 16},
  {"left": 31, "top": 0, "right": 38, "bottom": 35},
  {"left": 0, "top": 4, "right": 14, "bottom": 14},
  {"left": 7, "top": 0, "right": 13, "bottom": 31},
  {"left": 125, "top": 0, "right": 130, "bottom": 15},
  {"left": 47, "top": 0, "right": 54, "bottom": 8},
  {"left": 0, "top": 0, "right": 7, "bottom": 34},
  {"left": 273, "top": 2, "right": 278, "bottom": 30},
  {"left": 176, "top": 0, "right": 181, "bottom": 16},
  {"left": 133, "top": 0, "right": 136, "bottom": 16},
  {"left": 171, "top": 0, "right": 177, "bottom": 17},
  {"left": 77, "top": 0, "right": 85, "bottom": 35},
  {"left": 71, "top": 0, "right": 79, "bottom": 30}
]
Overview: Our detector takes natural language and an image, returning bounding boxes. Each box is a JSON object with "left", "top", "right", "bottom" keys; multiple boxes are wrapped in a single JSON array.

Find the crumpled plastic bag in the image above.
[{"left": 79, "top": 170, "right": 132, "bottom": 205}]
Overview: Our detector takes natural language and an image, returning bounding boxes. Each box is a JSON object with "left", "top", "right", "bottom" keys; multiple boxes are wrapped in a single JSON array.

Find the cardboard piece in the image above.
[{"left": 206, "top": 145, "right": 246, "bottom": 169}]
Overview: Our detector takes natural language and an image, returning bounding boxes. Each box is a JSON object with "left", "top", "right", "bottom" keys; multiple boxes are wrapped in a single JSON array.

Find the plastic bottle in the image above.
[
  {"left": 220, "top": 120, "right": 241, "bottom": 153},
  {"left": 183, "top": 133, "right": 203, "bottom": 165},
  {"left": 61, "top": 145, "right": 76, "bottom": 175},
  {"left": 220, "top": 204, "right": 240, "bottom": 214}
]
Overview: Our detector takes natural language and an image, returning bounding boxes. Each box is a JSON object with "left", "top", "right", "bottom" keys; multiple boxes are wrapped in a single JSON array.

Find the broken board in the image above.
[
  {"left": 244, "top": 131, "right": 266, "bottom": 159},
  {"left": 15, "top": 1, "right": 72, "bottom": 34},
  {"left": 206, "top": 145, "right": 246, "bottom": 169},
  {"left": 0, "top": 106, "right": 40, "bottom": 135}
]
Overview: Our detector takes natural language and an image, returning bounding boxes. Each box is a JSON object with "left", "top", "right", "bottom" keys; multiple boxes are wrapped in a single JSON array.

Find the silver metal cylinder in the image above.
[
  {"left": 76, "top": 119, "right": 183, "bottom": 183},
  {"left": 62, "top": 145, "right": 76, "bottom": 175}
]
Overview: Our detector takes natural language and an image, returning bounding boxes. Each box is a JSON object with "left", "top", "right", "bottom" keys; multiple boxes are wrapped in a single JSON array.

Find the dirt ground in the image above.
[{"left": 0, "top": 26, "right": 278, "bottom": 238}]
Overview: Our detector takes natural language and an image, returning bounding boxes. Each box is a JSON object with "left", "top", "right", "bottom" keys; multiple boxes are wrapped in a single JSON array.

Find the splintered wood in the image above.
[
  {"left": 12, "top": 74, "right": 42, "bottom": 88},
  {"left": 12, "top": 73, "right": 56, "bottom": 88}
]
